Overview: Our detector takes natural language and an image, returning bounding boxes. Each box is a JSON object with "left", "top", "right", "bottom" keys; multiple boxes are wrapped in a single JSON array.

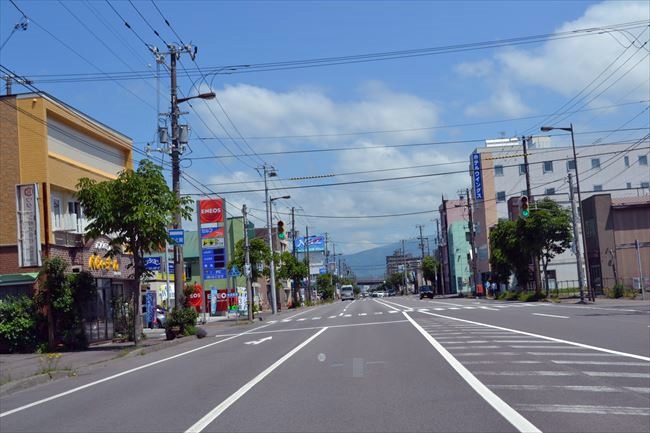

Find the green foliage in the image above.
[
  {"left": 497, "top": 291, "right": 520, "bottom": 301},
  {"left": 386, "top": 273, "right": 403, "bottom": 290},
  {"left": 165, "top": 307, "right": 198, "bottom": 336},
  {"left": 315, "top": 274, "right": 335, "bottom": 301},
  {"left": 0, "top": 296, "right": 38, "bottom": 353},
  {"left": 517, "top": 291, "right": 546, "bottom": 302},
  {"left": 605, "top": 283, "right": 626, "bottom": 299},
  {"left": 421, "top": 256, "right": 438, "bottom": 285},
  {"left": 229, "top": 237, "right": 271, "bottom": 281}
]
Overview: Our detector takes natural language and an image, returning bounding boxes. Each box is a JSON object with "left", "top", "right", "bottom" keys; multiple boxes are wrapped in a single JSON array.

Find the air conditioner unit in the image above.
[{"left": 71, "top": 265, "right": 82, "bottom": 273}]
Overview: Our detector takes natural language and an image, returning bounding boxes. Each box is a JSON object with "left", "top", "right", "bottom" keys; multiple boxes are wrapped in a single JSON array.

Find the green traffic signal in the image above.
[{"left": 520, "top": 195, "right": 530, "bottom": 218}]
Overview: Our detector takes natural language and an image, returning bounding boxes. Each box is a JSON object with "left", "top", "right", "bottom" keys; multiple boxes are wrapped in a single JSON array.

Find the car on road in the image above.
[
  {"left": 340, "top": 284, "right": 355, "bottom": 301},
  {"left": 419, "top": 285, "right": 434, "bottom": 299}
]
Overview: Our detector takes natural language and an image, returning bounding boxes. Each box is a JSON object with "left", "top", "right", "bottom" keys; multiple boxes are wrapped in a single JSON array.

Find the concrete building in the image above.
[
  {"left": 469, "top": 136, "right": 649, "bottom": 292},
  {"left": 438, "top": 198, "right": 470, "bottom": 294},
  {"left": 0, "top": 92, "right": 133, "bottom": 342},
  {"left": 582, "top": 194, "right": 650, "bottom": 294},
  {"left": 448, "top": 220, "right": 472, "bottom": 295}
]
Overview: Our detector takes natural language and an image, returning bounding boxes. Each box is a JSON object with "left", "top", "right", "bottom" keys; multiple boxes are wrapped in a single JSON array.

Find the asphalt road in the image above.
[{"left": 1, "top": 297, "right": 648, "bottom": 433}]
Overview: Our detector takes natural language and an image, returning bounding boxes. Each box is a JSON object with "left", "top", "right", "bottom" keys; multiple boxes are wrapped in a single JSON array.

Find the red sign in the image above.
[
  {"left": 199, "top": 199, "right": 224, "bottom": 224},
  {"left": 188, "top": 284, "right": 203, "bottom": 308}
]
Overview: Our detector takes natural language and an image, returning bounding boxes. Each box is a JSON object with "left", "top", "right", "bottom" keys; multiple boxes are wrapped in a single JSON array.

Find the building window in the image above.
[
  {"left": 593, "top": 185, "right": 603, "bottom": 192},
  {"left": 591, "top": 158, "right": 601, "bottom": 169},
  {"left": 639, "top": 155, "right": 648, "bottom": 166},
  {"left": 543, "top": 161, "right": 553, "bottom": 173},
  {"left": 496, "top": 191, "right": 506, "bottom": 202},
  {"left": 52, "top": 197, "right": 62, "bottom": 228},
  {"left": 545, "top": 188, "right": 555, "bottom": 196},
  {"left": 566, "top": 159, "right": 576, "bottom": 171},
  {"left": 627, "top": 182, "right": 632, "bottom": 189},
  {"left": 624, "top": 156, "right": 630, "bottom": 167},
  {"left": 519, "top": 164, "right": 527, "bottom": 175},
  {"left": 494, "top": 165, "right": 504, "bottom": 176},
  {"left": 642, "top": 182, "right": 650, "bottom": 189}
]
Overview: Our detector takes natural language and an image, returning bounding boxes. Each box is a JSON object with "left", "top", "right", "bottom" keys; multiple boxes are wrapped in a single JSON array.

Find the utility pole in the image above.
[
  {"left": 568, "top": 173, "right": 586, "bottom": 303},
  {"left": 522, "top": 135, "right": 540, "bottom": 293},
  {"left": 263, "top": 164, "right": 278, "bottom": 314},
  {"left": 402, "top": 240, "right": 407, "bottom": 294},
  {"left": 242, "top": 205, "right": 253, "bottom": 320},
  {"left": 417, "top": 225, "right": 426, "bottom": 259},
  {"left": 291, "top": 206, "right": 298, "bottom": 307},
  {"left": 436, "top": 218, "right": 445, "bottom": 295},
  {"left": 466, "top": 188, "right": 478, "bottom": 296},
  {"left": 305, "top": 225, "right": 311, "bottom": 303}
]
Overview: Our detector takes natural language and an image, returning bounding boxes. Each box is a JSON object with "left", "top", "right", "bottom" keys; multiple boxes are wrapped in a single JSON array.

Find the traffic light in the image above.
[
  {"left": 277, "top": 220, "right": 286, "bottom": 240},
  {"left": 520, "top": 195, "right": 530, "bottom": 218}
]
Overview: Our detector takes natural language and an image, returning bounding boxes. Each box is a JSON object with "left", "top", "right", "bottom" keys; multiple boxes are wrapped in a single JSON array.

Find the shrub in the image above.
[
  {"left": 518, "top": 291, "right": 545, "bottom": 302},
  {"left": 498, "top": 291, "right": 519, "bottom": 301},
  {"left": 165, "top": 307, "right": 198, "bottom": 336},
  {"left": 0, "top": 296, "right": 38, "bottom": 353},
  {"left": 605, "top": 283, "right": 625, "bottom": 299}
]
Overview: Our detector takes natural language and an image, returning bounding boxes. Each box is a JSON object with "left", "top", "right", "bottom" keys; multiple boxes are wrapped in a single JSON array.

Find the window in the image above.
[
  {"left": 566, "top": 160, "right": 576, "bottom": 171},
  {"left": 642, "top": 182, "right": 650, "bottom": 189},
  {"left": 593, "top": 185, "right": 603, "bottom": 192},
  {"left": 627, "top": 182, "right": 632, "bottom": 189},
  {"left": 52, "top": 197, "right": 62, "bottom": 228},
  {"left": 494, "top": 165, "right": 504, "bottom": 176},
  {"left": 543, "top": 161, "right": 553, "bottom": 173},
  {"left": 624, "top": 156, "right": 630, "bottom": 167},
  {"left": 519, "top": 164, "right": 527, "bottom": 175},
  {"left": 639, "top": 155, "right": 648, "bottom": 166},
  {"left": 545, "top": 188, "right": 555, "bottom": 196},
  {"left": 496, "top": 191, "right": 506, "bottom": 202},
  {"left": 591, "top": 158, "right": 601, "bottom": 169}
]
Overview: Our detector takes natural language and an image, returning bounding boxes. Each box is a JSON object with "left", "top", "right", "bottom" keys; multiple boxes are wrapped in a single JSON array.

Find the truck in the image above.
[{"left": 340, "top": 284, "right": 354, "bottom": 301}]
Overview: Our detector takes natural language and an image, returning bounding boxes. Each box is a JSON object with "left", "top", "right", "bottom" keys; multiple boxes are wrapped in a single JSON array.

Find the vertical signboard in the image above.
[
  {"left": 471, "top": 153, "right": 484, "bottom": 201},
  {"left": 16, "top": 184, "right": 42, "bottom": 267},
  {"left": 197, "top": 198, "right": 227, "bottom": 280}
]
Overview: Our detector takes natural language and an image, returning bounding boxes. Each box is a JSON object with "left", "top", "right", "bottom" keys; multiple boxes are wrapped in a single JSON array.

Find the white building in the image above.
[{"left": 470, "top": 136, "right": 649, "bottom": 291}]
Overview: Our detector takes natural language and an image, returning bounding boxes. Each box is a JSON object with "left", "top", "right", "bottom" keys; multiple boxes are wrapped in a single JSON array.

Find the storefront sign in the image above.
[{"left": 16, "top": 184, "right": 42, "bottom": 267}]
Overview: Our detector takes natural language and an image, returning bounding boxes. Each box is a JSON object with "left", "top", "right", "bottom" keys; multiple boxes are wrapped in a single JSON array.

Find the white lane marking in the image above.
[
  {"left": 311, "top": 317, "right": 321, "bottom": 320},
  {"left": 388, "top": 311, "right": 398, "bottom": 314},
  {"left": 267, "top": 320, "right": 277, "bottom": 324},
  {"left": 358, "top": 313, "right": 367, "bottom": 316},
  {"left": 479, "top": 306, "right": 499, "bottom": 311},
  {"left": 374, "top": 312, "right": 383, "bottom": 315},
  {"left": 0, "top": 323, "right": 272, "bottom": 418},
  {"left": 185, "top": 327, "right": 328, "bottom": 433},
  {"left": 510, "top": 345, "right": 582, "bottom": 349},
  {"left": 328, "top": 316, "right": 337, "bottom": 319},
  {"left": 344, "top": 314, "right": 352, "bottom": 317},
  {"left": 476, "top": 371, "right": 576, "bottom": 376},
  {"left": 447, "top": 346, "right": 501, "bottom": 350},
  {"left": 626, "top": 387, "right": 650, "bottom": 394},
  {"left": 552, "top": 360, "right": 650, "bottom": 366},
  {"left": 455, "top": 352, "right": 520, "bottom": 356},
  {"left": 527, "top": 352, "right": 618, "bottom": 357},
  {"left": 490, "top": 385, "right": 621, "bottom": 392},
  {"left": 403, "top": 312, "right": 541, "bottom": 433},
  {"left": 285, "top": 310, "right": 310, "bottom": 320},
  {"left": 281, "top": 319, "right": 292, "bottom": 322},
  {"left": 418, "top": 310, "right": 650, "bottom": 361},
  {"left": 533, "top": 313, "right": 569, "bottom": 319},
  {"left": 515, "top": 404, "right": 650, "bottom": 416},
  {"left": 448, "top": 307, "right": 460, "bottom": 310},
  {"left": 296, "top": 318, "right": 306, "bottom": 322},
  {"left": 584, "top": 372, "right": 650, "bottom": 378},
  {"left": 244, "top": 336, "right": 272, "bottom": 345}
]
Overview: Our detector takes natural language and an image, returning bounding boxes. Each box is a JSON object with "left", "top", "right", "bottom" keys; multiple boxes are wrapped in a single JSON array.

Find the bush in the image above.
[
  {"left": 518, "top": 291, "right": 545, "bottom": 302},
  {"left": 498, "top": 291, "right": 520, "bottom": 301},
  {"left": 605, "top": 283, "right": 625, "bottom": 299},
  {"left": 0, "top": 296, "right": 38, "bottom": 353},
  {"left": 165, "top": 307, "right": 198, "bottom": 336}
]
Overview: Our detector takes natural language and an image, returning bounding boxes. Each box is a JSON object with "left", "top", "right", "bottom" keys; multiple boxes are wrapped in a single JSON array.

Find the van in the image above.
[{"left": 340, "top": 285, "right": 354, "bottom": 301}]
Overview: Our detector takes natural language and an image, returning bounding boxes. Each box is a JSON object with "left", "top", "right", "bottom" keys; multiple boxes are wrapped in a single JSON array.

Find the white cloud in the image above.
[{"left": 464, "top": 82, "right": 532, "bottom": 118}]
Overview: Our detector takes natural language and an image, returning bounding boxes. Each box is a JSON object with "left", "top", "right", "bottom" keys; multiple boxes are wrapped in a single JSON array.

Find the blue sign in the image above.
[
  {"left": 472, "top": 153, "right": 484, "bottom": 200},
  {"left": 144, "top": 256, "right": 161, "bottom": 271},
  {"left": 229, "top": 266, "right": 241, "bottom": 277},
  {"left": 203, "top": 247, "right": 227, "bottom": 280},
  {"left": 169, "top": 229, "right": 184, "bottom": 245},
  {"left": 145, "top": 291, "right": 156, "bottom": 325},
  {"left": 294, "top": 235, "right": 326, "bottom": 253},
  {"left": 319, "top": 267, "right": 327, "bottom": 274}
]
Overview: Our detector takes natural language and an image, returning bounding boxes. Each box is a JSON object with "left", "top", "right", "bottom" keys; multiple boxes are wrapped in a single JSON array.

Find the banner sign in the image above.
[
  {"left": 16, "top": 184, "right": 42, "bottom": 267},
  {"left": 472, "top": 153, "right": 484, "bottom": 200},
  {"left": 199, "top": 199, "right": 224, "bottom": 224},
  {"left": 293, "top": 235, "right": 326, "bottom": 253}
]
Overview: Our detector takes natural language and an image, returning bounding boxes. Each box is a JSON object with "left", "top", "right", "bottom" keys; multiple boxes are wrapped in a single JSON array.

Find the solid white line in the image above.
[
  {"left": 403, "top": 312, "right": 541, "bottom": 433},
  {"left": 0, "top": 324, "right": 271, "bottom": 418},
  {"left": 532, "top": 313, "right": 569, "bottom": 319},
  {"left": 515, "top": 404, "right": 650, "bottom": 416},
  {"left": 418, "top": 310, "right": 650, "bottom": 361},
  {"left": 185, "top": 327, "right": 328, "bottom": 433},
  {"left": 551, "top": 360, "right": 649, "bottom": 366},
  {"left": 584, "top": 372, "right": 650, "bottom": 378}
]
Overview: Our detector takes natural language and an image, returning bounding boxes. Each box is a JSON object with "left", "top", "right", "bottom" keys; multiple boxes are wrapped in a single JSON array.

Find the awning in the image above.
[{"left": 0, "top": 272, "right": 39, "bottom": 286}]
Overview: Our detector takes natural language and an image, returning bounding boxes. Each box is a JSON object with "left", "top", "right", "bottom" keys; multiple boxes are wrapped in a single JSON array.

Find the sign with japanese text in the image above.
[
  {"left": 472, "top": 153, "right": 484, "bottom": 200},
  {"left": 16, "top": 184, "right": 42, "bottom": 267},
  {"left": 199, "top": 199, "right": 224, "bottom": 224}
]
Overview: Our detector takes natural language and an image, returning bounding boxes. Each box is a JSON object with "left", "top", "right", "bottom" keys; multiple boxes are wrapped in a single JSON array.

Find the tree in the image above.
[
  {"left": 489, "top": 198, "right": 572, "bottom": 295},
  {"left": 526, "top": 198, "right": 572, "bottom": 296},
  {"left": 315, "top": 274, "right": 335, "bottom": 301},
  {"left": 274, "top": 251, "right": 308, "bottom": 307},
  {"left": 421, "top": 256, "right": 438, "bottom": 286},
  {"left": 229, "top": 237, "right": 271, "bottom": 282},
  {"left": 76, "top": 159, "right": 193, "bottom": 344}
]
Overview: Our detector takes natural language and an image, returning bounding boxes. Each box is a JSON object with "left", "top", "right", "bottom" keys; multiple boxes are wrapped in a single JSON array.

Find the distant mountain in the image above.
[{"left": 341, "top": 236, "right": 437, "bottom": 279}]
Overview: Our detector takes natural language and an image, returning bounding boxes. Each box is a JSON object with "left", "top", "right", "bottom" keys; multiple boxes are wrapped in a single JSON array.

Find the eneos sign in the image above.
[
  {"left": 188, "top": 284, "right": 203, "bottom": 307},
  {"left": 199, "top": 199, "right": 224, "bottom": 224}
]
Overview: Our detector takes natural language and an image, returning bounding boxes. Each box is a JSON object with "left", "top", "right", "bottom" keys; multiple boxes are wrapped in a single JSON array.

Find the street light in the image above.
[
  {"left": 540, "top": 124, "right": 590, "bottom": 303},
  {"left": 267, "top": 195, "right": 290, "bottom": 314},
  {"left": 170, "top": 87, "right": 216, "bottom": 309}
]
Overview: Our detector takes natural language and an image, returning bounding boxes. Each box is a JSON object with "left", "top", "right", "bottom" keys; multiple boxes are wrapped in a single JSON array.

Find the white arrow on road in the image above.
[{"left": 244, "top": 336, "right": 272, "bottom": 345}]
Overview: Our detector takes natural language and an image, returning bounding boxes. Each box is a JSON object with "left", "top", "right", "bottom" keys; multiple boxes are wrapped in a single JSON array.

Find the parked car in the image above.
[
  {"left": 419, "top": 285, "right": 434, "bottom": 299},
  {"left": 154, "top": 305, "right": 166, "bottom": 328}
]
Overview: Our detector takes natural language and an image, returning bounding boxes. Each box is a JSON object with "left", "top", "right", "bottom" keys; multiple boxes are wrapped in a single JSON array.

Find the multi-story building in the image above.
[
  {"left": 448, "top": 220, "right": 472, "bottom": 294},
  {"left": 0, "top": 92, "right": 133, "bottom": 341},
  {"left": 438, "top": 198, "right": 469, "bottom": 294},
  {"left": 582, "top": 194, "right": 650, "bottom": 293},
  {"left": 469, "top": 136, "right": 649, "bottom": 292},
  {"left": 385, "top": 249, "right": 421, "bottom": 292}
]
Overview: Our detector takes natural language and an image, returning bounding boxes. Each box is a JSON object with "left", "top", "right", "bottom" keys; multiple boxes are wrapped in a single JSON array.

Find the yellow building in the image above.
[{"left": 0, "top": 92, "right": 133, "bottom": 341}]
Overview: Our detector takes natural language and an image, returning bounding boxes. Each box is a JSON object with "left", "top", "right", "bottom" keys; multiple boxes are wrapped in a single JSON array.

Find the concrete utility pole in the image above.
[
  {"left": 466, "top": 188, "right": 478, "bottom": 295},
  {"left": 417, "top": 224, "right": 426, "bottom": 259},
  {"left": 263, "top": 165, "right": 278, "bottom": 314},
  {"left": 291, "top": 206, "right": 298, "bottom": 306},
  {"left": 568, "top": 173, "right": 586, "bottom": 303},
  {"left": 305, "top": 225, "right": 311, "bottom": 303},
  {"left": 402, "top": 239, "right": 408, "bottom": 294},
  {"left": 242, "top": 204, "right": 253, "bottom": 320}
]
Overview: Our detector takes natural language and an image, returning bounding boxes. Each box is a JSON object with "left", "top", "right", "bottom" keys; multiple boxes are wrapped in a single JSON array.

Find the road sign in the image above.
[
  {"left": 144, "top": 256, "right": 161, "bottom": 271},
  {"left": 169, "top": 229, "right": 184, "bottom": 245},
  {"left": 229, "top": 266, "right": 241, "bottom": 277}
]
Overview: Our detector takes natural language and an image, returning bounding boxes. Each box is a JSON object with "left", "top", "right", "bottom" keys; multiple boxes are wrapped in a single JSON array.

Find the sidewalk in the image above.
[{"left": 0, "top": 310, "right": 273, "bottom": 396}]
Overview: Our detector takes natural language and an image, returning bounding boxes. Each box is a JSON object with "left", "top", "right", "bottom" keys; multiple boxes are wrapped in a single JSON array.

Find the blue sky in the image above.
[{"left": 1, "top": 1, "right": 649, "bottom": 261}]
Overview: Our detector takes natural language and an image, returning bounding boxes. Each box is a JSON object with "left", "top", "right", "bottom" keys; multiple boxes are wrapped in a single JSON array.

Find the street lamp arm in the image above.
[{"left": 177, "top": 91, "right": 216, "bottom": 104}]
